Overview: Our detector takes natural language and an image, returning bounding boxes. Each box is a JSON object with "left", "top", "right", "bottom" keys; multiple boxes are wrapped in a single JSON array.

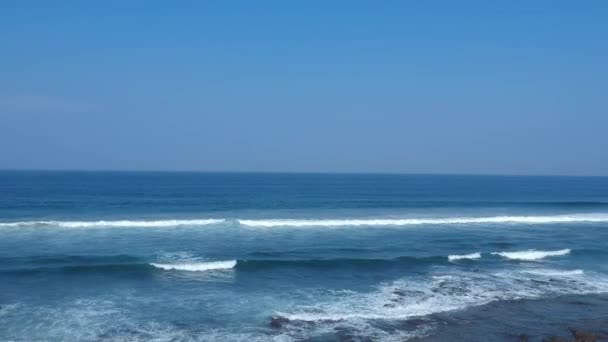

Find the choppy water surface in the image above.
[{"left": 1, "top": 171, "right": 608, "bottom": 341}]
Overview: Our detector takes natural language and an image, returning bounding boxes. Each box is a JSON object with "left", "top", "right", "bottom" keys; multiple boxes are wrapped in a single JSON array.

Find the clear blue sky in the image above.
[{"left": 1, "top": 1, "right": 607, "bottom": 175}]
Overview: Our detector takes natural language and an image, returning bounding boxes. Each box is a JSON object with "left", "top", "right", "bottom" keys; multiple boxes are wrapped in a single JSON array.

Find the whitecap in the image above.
[
  {"left": 150, "top": 260, "right": 236, "bottom": 272},
  {"left": 491, "top": 249, "right": 571, "bottom": 261},
  {"left": 448, "top": 252, "right": 481, "bottom": 261},
  {"left": 276, "top": 267, "right": 608, "bottom": 325},
  {"left": 237, "top": 213, "right": 608, "bottom": 227},
  {"left": 0, "top": 219, "right": 225, "bottom": 228},
  {"left": 522, "top": 269, "right": 584, "bottom": 277}
]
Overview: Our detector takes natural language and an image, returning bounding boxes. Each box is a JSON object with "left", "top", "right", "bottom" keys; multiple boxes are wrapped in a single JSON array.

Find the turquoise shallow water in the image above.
[{"left": 1, "top": 171, "right": 608, "bottom": 341}]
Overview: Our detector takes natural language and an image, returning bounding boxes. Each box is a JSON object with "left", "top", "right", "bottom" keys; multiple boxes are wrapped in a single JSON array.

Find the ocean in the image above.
[{"left": 1, "top": 171, "right": 607, "bottom": 341}]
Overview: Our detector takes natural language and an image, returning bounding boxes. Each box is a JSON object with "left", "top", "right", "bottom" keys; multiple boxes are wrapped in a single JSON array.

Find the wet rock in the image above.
[
  {"left": 334, "top": 327, "right": 374, "bottom": 342},
  {"left": 390, "top": 289, "right": 425, "bottom": 303},
  {"left": 543, "top": 338, "right": 570, "bottom": 342},
  {"left": 569, "top": 328, "right": 605, "bottom": 342},
  {"left": 542, "top": 328, "right": 607, "bottom": 342},
  {"left": 432, "top": 284, "right": 469, "bottom": 296},
  {"left": 392, "top": 289, "right": 407, "bottom": 297},
  {"left": 518, "top": 333, "right": 529, "bottom": 342},
  {"left": 392, "top": 289, "right": 424, "bottom": 297},
  {"left": 399, "top": 318, "right": 427, "bottom": 329},
  {"left": 269, "top": 316, "right": 289, "bottom": 329}
]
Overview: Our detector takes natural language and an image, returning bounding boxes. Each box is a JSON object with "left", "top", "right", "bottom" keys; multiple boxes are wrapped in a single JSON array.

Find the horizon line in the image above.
[{"left": 0, "top": 168, "right": 607, "bottom": 178}]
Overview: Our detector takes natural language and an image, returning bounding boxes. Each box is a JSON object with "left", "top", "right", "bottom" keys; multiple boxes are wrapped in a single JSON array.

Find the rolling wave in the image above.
[
  {"left": 491, "top": 249, "right": 571, "bottom": 261},
  {"left": 235, "top": 256, "right": 447, "bottom": 270},
  {"left": 237, "top": 213, "right": 608, "bottom": 227},
  {"left": 0, "top": 254, "right": 139, "bottom": 267},
  {"left": 0, "top": 247, "right": 578, "bottom": 274},
  {"left": 0, "top": 255, "right": 444, "bottom": 274},
  {"left": 448, "top": 252, "right": 481, "bottom": 261},
  {"left": 150, "top": 260, "right": 236, "bottom": 271},
  {"left": 2, "top": 213, "right": 608, "bottom": 228},
  {"left": 0, "top": 219, "right": 225, "bottom": 228}
]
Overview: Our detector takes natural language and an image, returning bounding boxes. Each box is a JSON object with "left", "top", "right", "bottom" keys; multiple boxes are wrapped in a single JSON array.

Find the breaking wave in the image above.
[
  {"left": 3, "top": 213, "right": 608, "bottom": 229},
  {"left": 274, "top": 268, "right": 608, "bottom": 326},
  {"left": 237, "top": 213, "right": 608, "bottom": 227},
  {"left": 2, "top": 248, "right": 580, "bottom": 274},
  {"left": 448, "top": 252, "right": 481, "bottom": 261},
  {"left": 0, "top": 219, "right": 225, "bottom": 228},
  {"left": 491, "top": 249, "right": 571, "bottom": 261},
  {"left": 150, "top": 260, "right": 236, "bottom": 272},
  {"left": 522, "top": 269, "right": 584, "bottom": 277}
]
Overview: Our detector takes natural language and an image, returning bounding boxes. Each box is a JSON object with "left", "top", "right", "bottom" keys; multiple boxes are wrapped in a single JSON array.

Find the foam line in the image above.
[
  {"left": 237, "top": 214, "right": 608, "bottom": 227},
  {"left": 150, "top": 260, "right": 236, "bottom": 271},
  {"left": 491, "top": 249, "right": 571, "bottom": 261},
  {"left": 448, "top": 252, "right": 481, "bottom": 261},
  {"left": 0, "top": 219, "right": 225, "bottom": 228}
]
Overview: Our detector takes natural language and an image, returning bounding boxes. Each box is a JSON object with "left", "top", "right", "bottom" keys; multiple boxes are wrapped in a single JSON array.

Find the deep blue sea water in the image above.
[{"left": 1, "top": 171, "right": 608, "bottom": 341}]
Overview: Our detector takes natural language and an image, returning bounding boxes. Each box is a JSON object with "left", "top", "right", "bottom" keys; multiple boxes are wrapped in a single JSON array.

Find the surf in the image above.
[
  {"left": 491, "top": 249, "right": 571, "bottom": 261},
  {"left": 448, "top": 252, "right": 482, "bottom": 261},
  {"left": 150, "top": 260, "right": 237, "bottom": 271},
  {"left": 237, "top": 213, "right": 608, "bottom": 227},
  {"left": 3, "top": 213, "right": 608, "bottom": 228},
  {"left": 0, "top": 219, "right": 225, "bottom": 228}
]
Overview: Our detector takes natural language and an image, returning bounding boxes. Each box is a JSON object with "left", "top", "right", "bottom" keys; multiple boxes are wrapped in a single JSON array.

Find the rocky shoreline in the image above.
[
  {"left": 522, "top": 328, "right": 608, "bottom": 342},
  {"left": 270, "top": 314, "right": 608, "bottom": 341}
]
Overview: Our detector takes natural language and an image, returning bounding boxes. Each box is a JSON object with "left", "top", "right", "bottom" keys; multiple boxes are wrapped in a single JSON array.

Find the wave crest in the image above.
[
  {"left": 237, "top": 214, "right": 608, "bottom": 227},
  {"left": 523, "top": 269, "right": 584, "bottom": 277},
  {"left": 0, "top": 219, "right": 225, "bottom": 228},
  {"left": 150, "top": 260, "right": 236, "bottom": 272},
  {"left": 447, "top": 252, "right": 481, "bottom": 261},
  {"left": 3, "top": 213, "right": 608, "bottom": 228},
  {"left": 491, "top": 249, "right": 571, "bottom": 261}
]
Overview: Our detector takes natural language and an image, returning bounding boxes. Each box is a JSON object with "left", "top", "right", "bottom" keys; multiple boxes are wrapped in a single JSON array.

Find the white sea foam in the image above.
[
  {"left": 3, "top": 213, "right": 607, "bottom": 228},
  {"left": 447, "top": 252, "right": 481, "bottom": 261},
  {"left": 237, "top": 213, "right": 608, "bottom": 227},
  {"left": 523, "top": 269, "right": 584, "bottom": 277},
  {"left": 0, "top": 299, "right": 195, "bottom": 342},
  {"left": 4, "top": 268, "right": 607, "bottom": 342},
  {"left": 491, "top": 249, "right": 571, "bottom": 261},
  {"left": 431, "top": 275, "right": 454, "bottom": 280},
  {"left": 150, "top": 260, "right": 236, "bottom": 272},
  {"left": 277, "top": 268, "right": 608, "bottom": 325},
  {"left": 0, "top": 219, "right": 225, "bottom": 228}
]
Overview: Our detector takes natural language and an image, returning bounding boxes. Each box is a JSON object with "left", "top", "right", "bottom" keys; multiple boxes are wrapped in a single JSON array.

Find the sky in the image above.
[{"left": 0, "top": 1, "right": 607, "bottom": 175}]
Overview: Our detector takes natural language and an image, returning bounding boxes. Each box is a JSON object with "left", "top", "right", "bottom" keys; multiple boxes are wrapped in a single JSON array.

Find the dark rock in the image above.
[
  {"left": 569, "top": 328, "right": 604, "bottom": 342},
  {"left": 542, "top": 337, "right": 570, "bottom": 342},
  {"left": 390, "top": 289, "right": 425, "bottom": 302},
  {"left": 518, "top": 333, "right": 529, "bottom": 342},
  {"left": 392, "top": 289, "right": 407, "bottom": 297},
  {"left": 269, "top": 316, "right": 289, "bottom": 329},
  {"left": 399, "top": 318, "right": 427, "bottom": 329},
  {"left": 542, "top": 329, "right": 607, "bottom": 342},
  {"left": 334, "top": 327, "right": 374, "bottom": 342}
]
